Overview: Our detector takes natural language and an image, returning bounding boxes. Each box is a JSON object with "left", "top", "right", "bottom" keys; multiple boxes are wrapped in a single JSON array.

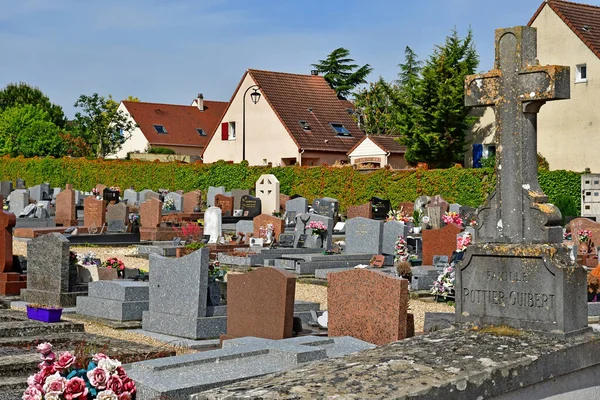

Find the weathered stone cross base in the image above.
[
  {"left": 455, "top": 243, "right": 589, "bottom": 336},
  {"left": 195, "top": 329, "right": 600, "bottom": 399}
]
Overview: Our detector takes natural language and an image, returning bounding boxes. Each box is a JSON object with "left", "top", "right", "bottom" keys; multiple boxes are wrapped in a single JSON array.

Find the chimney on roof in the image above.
[
  {"left": 196, "top": 93, "right": 204, "bottom": 111},
  {"left": 310, "top": 70, "right": 319, "bottom": 76}
]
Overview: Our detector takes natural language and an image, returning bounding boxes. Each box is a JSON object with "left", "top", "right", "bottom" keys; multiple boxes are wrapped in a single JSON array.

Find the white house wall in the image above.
[
  {"left": 348, "top": 137, "right": 387, "bottom": 165},
  {"left": 111, "top": 103, "right": 149, "bottom": 159},
  {"left": 202, "top": 74, "right": 299, "bottom": 166}
]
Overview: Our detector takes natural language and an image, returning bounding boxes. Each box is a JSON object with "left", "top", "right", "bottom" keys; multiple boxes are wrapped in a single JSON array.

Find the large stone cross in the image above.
[{"left": 465, "top": 26, "right": 570, "bottom": 244}]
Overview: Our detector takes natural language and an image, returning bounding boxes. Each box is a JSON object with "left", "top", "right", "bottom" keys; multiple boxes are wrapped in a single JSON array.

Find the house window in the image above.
[
  {"left": 299, "top": 121, "right": 311, "bottom": 131},
  {"left": 330, "top": 123, "right": 351, "bottom": 137},
  {"left": 196, "top": 128, "right": 206, "bottom": 136},
  {"left": 576, "top": 64, "right": 587, "bottom": 83},
  {"left": 153, "top": 124, "right": 168, "bottom": 134},
  {"left": 228, "top": 122, "right": 236, "bottom": 140},
  {"left": 483, "top": 144, "right": 496, "bottom": 158}
]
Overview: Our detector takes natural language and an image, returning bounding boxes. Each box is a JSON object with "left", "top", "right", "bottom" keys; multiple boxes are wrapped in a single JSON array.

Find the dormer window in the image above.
[
  {"left": 196, "top": 128, "right": 206, "bottom": 136},
  {"left": 299, "top": 121, "right": 311, "bottom": 131},
  {"left": 330, "top": 123, "right": 351, "bottom": 137},
  {"left": 576, "top": 64, "right": 587, "bottom": 83},
  {"left": 153, "top": 124, "right": 168, "bottom": 134}
]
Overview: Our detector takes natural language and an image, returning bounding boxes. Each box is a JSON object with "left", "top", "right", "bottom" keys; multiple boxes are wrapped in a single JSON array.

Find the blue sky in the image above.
[{"left": 1, "top": 0, "right": 596, "bottom": 117}]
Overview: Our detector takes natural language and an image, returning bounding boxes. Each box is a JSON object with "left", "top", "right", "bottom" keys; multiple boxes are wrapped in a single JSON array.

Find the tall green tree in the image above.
[
  {"left": 72, "top": 93, "right": 137, "bottom": 158},
  {"left": 353, "top": 78, "right": 400, "bottom": 135},
  {"left": 0, "top": 105, "right": 65, "bottom": 157},
  {"left": 0, "top": 82, "right": 66, "bottom": 127},
  {"left": 400, "top": 29, "right": 479, "bottom": 167},
  {"left": 312, "top": 47, "right": 373, "bottom": 99}
]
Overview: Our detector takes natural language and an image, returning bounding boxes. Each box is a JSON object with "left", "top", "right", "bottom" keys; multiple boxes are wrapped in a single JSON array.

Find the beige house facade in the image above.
[
  {"left": 347, "top": 135, "right": 408, "bottom": 169},
  {"left": 466, "top": 0, "right": 600, "bottom": 172}
]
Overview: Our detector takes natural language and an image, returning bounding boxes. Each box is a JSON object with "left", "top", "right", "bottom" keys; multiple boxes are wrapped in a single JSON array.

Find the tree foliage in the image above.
[
  {"left": 353, "top": 78, "right": 400, "bottom": 135},
  {"left": 72, "top": 93, "right": 137, "bottom": 158},
  {"left": 0, "top": 82, "right": 66, "bottom": 127},
  {"left": 0, "top": 105, "right": 65, "bottom": 157},
  {"left": 312, "top": 47, "right": 373, "bottom": 99}
]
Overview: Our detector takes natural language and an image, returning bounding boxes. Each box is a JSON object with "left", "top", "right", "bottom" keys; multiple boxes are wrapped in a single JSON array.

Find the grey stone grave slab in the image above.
[
  {"left": 294, "top": 213, "right": 334, "bottom": 250},
  {"left": 165, "top": 192, "right": 184, "bottom": 211},
  {"left": 383, "top": 220, "right": 410, "bottom": 255},
  {"left": 139, "top": 189, "right": 160, "bottom": 203},
  {"left": 286, "top": 197, "right": 309, "bottom": 215},
  {"left": 423, "top": 312, "right": 456, "bottom": 333},
  {"left": 22, "top": 232, "right": 87, "bottom": 307},
  {"left": 8, "top": 189, "right": 28, "bottom": 217},
  {"left": 29, "top": 183, "right": 51, "bottom": 201},
  {"left": 0, "top": 181, "right": 12, "bottom": 199},
  {"left": 411, "top": 265, "right": 443, "bottom": 291},
  {"left": 345, "top": 217, "right": 384, "bottom": 255},
  {"left": 15, "top": 178, "right": 26, "bottom": 189},
  {"left": 231, "top": 189, "right": 250, "bottom": 210},
  {"left": 449, "top": 203, "right": 461, "bottom": 214},
  {"left": 235, "top": 220, "right": 253, "bottom": 234},
  {"left": 77, "top": 280, "right": 149, "bottom": 321},
  {"left": 15, "top": 218, "right": 56, "bottom": 228},
  {"left": 130, "top": 335, "right": 375, "bottom": 400},
  {"left": 123, "top": 188, "right": 139, "bottom": 205},
  {"left": 142, "top": 249, "right": 227, "bottom": 339},
  {"left": 106, "top": 202, "right": 128, "bottom": 233},
  {"left": 315, "top": 267, "right": 395, "bottom": 279},
  {"left": 207, "top": 186, "right": 225, "bottom": 207}
]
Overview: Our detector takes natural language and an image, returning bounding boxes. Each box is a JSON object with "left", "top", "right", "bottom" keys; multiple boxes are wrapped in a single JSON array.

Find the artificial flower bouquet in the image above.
[
  {"left": 23, "top": 342, "right": 136, "bottom": 400},
  {"left": 578, "top": 229, "right": 592, "bottom": 243},
  {"left": 442, "top": 211, "right": 463, "bottom": 227},
  {"left": 307, "top": 220, "right": 327, "bottom": 236},
  {"left": 102, "top": 258, "right": 125, "bottom": 271},
  {"left": 431, "top": 265, "right": 455, "bottom": 299}
]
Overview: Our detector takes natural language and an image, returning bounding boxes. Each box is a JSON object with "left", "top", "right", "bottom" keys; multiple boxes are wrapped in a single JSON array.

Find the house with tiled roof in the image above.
[
  {"left": 202, "top": 69, "right": 366, "bottom": 166},
  {"left": 112, "top": 96, "right": 228, "bottom": 159},
  {"left": 347, "top": 135, "right": 408, "bottom": 169},
  {"left": 467, "top": 0, "right": 600, "bottom": 171}
]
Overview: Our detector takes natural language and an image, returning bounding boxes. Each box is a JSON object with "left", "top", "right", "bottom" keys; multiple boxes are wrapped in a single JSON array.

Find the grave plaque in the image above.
[
  {"left": 312, "top": 197, "right": 339, "bottom": 220},
  {"left": 231, "top": 189, "right": 250, "bottom": 210},
  {"left": 253, "top": 214, "right": 285, "bottom": 241},
  {"left": 278, "top": 233, "right": 295, "bottom": 248},
  {"left": 296, "top": 234, "right": 307, "bottom": 248},
  {"left": 240, "top": 195, "right": 261, "bottom": 218},
  {"left": 215, "top": 194, "right": 234, "bottom": 217},
  {"left": 83, "top": 196, "right": 106, "bottom": 228},
  {"left": 345, "top": 217, "right": 384, "bottom": 255},
  {"left": 456, "top": 26, "right": 588, "bottom": 336},
  {"left": 371, "top": 197, "right": 391, "bottom": 220}
]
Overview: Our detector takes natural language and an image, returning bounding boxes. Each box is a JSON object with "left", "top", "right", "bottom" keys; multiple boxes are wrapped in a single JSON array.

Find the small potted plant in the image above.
[
  {"left": 588, "top": 274, "right": 599, "bottom": 302},
  {"left": 307, "top": 220, "right": 328, "bottom": 248},
  {"left": 207, "top": 261, "right": 227, "bottom": 306},
  {"left": 26, "top": 303, "right": 63, "bottom": 323},
  {"left": 102, "top": 257, "right": 126, "bottom": 278},
  {"left": 412, "top": 209, "right": 423, "bottom": 234},
  {"left": 177, "top": 240, "right": 205, "bottom": 258}
]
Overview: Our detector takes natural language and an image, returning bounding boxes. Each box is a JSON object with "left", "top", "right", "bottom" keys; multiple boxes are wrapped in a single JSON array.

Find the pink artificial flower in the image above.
[
  {"left": 54, "top": 351, "right": 76, "bottom": 372},
  {"left": 35, "top": 366, "right": 56, "bottom": 386},
  {"left": 87, "top": 367, "right": 108, "bottom": 389},
  {"left": 43, "top": 372, "right": 67, "bottom": 395},
  {"left": 36, "top": 342, "right": 53, "bottom": 355},
  {"left": 121, "top": 377, "right": 136, "bottom": 395},
  {"left": 41, "top": 351, "right": 56, "bottom": 363},
  {"left": 92, "top": 353, "right": 109, "bottom": 363},
  {"left": 118, "top": 392, "right": 132, "bottom": 400},
  {"left": 96, "top": 390, "right": 118, "bottom": 400},
  {"left": 22, "top": 385, "right": 43, "bottom": 400},
  {"left": 64, "top": 377, "right": 89, "bottom": 400},
  {"left": 106, "top": 375, "right": 124, "bottom": 395},
  {"left": 115, "top": 366, "right": 127, "bottom": 378}
]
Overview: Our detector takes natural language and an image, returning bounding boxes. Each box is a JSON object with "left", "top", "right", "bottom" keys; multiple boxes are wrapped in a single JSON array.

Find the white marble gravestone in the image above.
[{"left": 255, "top": 174, "right": 280, "bottom": 214}]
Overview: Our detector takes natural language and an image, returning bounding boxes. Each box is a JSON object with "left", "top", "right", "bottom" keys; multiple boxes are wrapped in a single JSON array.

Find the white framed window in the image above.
[
  {"left": 576, "top": 64, "right": 587, "bottom": 83},
  {"left": 228, "top": 122, "right": 236, "bottom": 140}
]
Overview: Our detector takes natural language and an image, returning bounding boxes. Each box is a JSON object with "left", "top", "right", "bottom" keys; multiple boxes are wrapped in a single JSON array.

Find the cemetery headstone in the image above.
[
  {"left": 0, "top": 211, "right": 26, "bottom": 295},
  {"left": 103, "top": 188, "right": 120, "bottom": 203},
  {"left": 449, "top": 203, "right": 461, "bottom": 214},
  {"left": 22, "top": 233, "right": 85, "bottom": 307},
  {"left": 16, "top": 178, "right": 26, "bottom": 189},
  {"left": 383, "top": 220, "right": 410, "bottom": 255},
  {"left": 347, "top": 203, "right": 372, "bottom": 219},
  {"left": 55, "top": 184, "right": 77, "bottom": 227},
  {"left": 140, "top": 198, "right": 162, "bottom": 228},
  {"left": 231, "top": 189, "right": 250, "bottom": 210},
  {"left": 430, "top": 195, "right": 449, "bottom": 212},
  {"left": 345, "top": 217, "right": 384, "bottom": 255},
  {"left": 123, "top": 188, "right": 139, "bottom": 206},
  {"left": 414, "top": 196, "right": 430, "bottom": 213},
  {"left": 371, "top": 197, "right": 391, "bottom": 220},
  {"left": 183, "top": 190, "right": 202, "bottom": 213},
  {"left": 207, "top": 186, "right": 225, "bottom": 207},
  {"left": 142, "top": 249, "right": 227, "bottom": 339},
  {"left": 224, "top": 268, "right": 295, "bottom": 340},
  {"left": 294, "top": 213, "right": 334, "bottom": 250},
  {"left": 422, "top": 223, "right": 462, "bottom": 265},
  {"left": 140, "top": 189, "right": 160, "bottom": 203},
  {"left": 83, "top": 196, "right": 106, "bottom": 228},
  {"left": 165, "top": 192, "right": 183, "bottom": 211},
  {"left": 312, "top": 197, "right": 339, "bottom": 220},
  {"left": 279, "top": 194, "right": 290, "bottom": 210},
  {"left": 328, "top": 269, "right": 412, "bottom": 345},
  {"left": 397, "top": 202, "right": 414, "bottom": 216},
  {"left": 204, "top": 207, "right": 222, "bottom": 244},
  {"left": 253, "top": 214, "right": 285, "bottom": 242},
  {"left": 278, "top": 233, "right": 295, "bottom": 248},
  {"left": 106, "top": 202, "right": 129, "bottom": 232},
  {"left": 235, "top": 220, "right": 254, "bottom": 235},
  {"left": 255, "top": 174, "right": 280, "bottom": 214},
  {"left": 0, "top": 181, "right": 12, "bottom": 199},
  {"left": 285, "top": 197, "right": 309, "bottom": 215},
  {"left": 426, "top": 205, "right": 443, "bottom": 230},
  {"left": 456, "top": 26, "right": 587, "bottom": 335},
  {"left": 241, "top": 195, "right": 262, "bottom": 218},
  {"left": 214, "top": 194, "right": 234, "bottom": 217},
  {"left": 96, "top": 184, "right": 108, "bottom": 196}
]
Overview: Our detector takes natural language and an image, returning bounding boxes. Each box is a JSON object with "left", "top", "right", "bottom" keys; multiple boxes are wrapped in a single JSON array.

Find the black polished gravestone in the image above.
[
  {"left": 311, "top": 197, "right": 339, "bottom": 220},
  {"left": 240, "top": 195, "right": 261, "bottom": 218},
  {"left": 456, "top": 26, "right": 588, "bottom": 336},
  {"left": 103, "top": 188, "right": 120, "bottom": 203},
  {"left": 371, "top": 197, "right": 391, "bottom": 220}
]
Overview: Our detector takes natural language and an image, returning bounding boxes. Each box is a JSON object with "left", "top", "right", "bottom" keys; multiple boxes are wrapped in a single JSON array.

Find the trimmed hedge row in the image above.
[{"left": 0, "top": 156, "right": 580, "bottom": 214}]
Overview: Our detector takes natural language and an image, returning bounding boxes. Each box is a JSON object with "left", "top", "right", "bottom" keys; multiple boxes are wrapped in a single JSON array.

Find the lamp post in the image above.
[{"left": 242, "top": 85, "right": 261, "bottom": 162}]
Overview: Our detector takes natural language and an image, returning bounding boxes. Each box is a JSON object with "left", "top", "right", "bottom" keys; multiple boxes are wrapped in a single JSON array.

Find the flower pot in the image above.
[
  {"left": 27, "top": 305, "right": 63, "bottom": 323},
  {"left": 413, "top": 227, "right": 422, "bottom": 234}
]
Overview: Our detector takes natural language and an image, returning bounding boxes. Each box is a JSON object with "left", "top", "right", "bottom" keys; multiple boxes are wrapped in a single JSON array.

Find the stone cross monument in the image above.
[
  {"left": 456, "top": 26, "right": 588, "bottom": 336},
  {"left": 465, "top": 26, "right": 569, "bottom": 244}
]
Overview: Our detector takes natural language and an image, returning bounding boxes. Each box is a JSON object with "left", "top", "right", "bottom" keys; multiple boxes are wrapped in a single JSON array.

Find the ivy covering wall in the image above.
[{"left": 0, "top": 156, "right": 581, "bottom": 214}]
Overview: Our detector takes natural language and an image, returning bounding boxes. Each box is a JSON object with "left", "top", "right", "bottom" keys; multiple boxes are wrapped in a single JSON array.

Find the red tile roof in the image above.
[
  {"left": 347, "top": 135, "right": 406, "bottom": 156},
  {"left": 122, "top": 100, "right": 228, "bottom": 148},
  {"left": 248, "top": 69, "right": 365, "bottom": 152},
  {"left": 529, "top": 0, "right": 600, "bottom": 60}
]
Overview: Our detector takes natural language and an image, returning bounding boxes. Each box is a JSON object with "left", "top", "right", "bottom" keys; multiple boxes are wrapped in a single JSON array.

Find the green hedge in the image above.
[{"left": 0, "top": 156, "right": 580, "bottom": 214}]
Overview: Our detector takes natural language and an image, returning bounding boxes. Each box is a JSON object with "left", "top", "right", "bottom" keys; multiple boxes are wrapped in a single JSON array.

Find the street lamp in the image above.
[{"left": 242, "top": 85, "right": 261, "bottom": 162}]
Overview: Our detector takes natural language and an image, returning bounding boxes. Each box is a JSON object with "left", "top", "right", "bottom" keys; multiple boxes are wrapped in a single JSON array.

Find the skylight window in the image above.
[
  {"left": 153, "top": 124, "right": 168, "bottom": 134},
  {"left": 330, "top": 123, "right": 351, "bottom": 137},
  {"left": 299, "top": 121, "right": 311, "bottom": 131},
  {"left": 196, "top": 128, "right": 206, "bottom": 136}
]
